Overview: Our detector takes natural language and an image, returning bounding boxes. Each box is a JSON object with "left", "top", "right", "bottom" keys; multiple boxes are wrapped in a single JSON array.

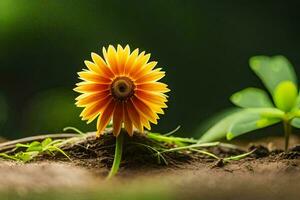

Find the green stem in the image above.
[
  {"left": 160, "top": 142, "right": 219, "bottom": 153},
  {"left": 223, "top": 149, "right": 256, "bottom": 162},
  {"left": 190, "top": 149, "right": 220, "bottom": 159},
  {"left": 283, "top": 120, "right": 292, "bottom": 152},
  {"left": 147, "top": 133, "right": 198, "bottom": 144},
  {"left": 63, "top": 126, "right": 85, "bottom": 136},
  {"left": 107, "top": 133, "right": 124, "bottom": 179}
]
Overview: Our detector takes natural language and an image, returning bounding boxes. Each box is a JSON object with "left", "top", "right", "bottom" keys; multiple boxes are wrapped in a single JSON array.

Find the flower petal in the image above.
[
  {"left": 116, "top": 45, "right": 125, "bottom": 74},
  {"left": 113, "top": 102, "right": 124, "bottom": 136},
  {"left": 75, "top": 91, "right": 110, "bottom": 106},
  {"left": 140, "top": 99, "right": 165, "bottom": 114},
  {"left": 129, "top": 53, "right": 151, "bottom": 77},
  {"left": 124, "top": 48, "right": 139, "bottom": 75},
  {"left": 105, "top": 45, "right": 119, "bottom": 74},
  {"left": 138, "top": 110, "right": 151, "bottom": 130},
  {"left": 80, "top": 96, "right": 111, "bottom": 122},
  {"left": 132, "top": 61, "right": 157, "bottom": 79},
  {"left": 96, "top": 100, "right": 116, "bottom": 136},
  {"left": 74, "top": 83, "right": 110, "bottom": 93},
  {"left": 135, "top": 69, "right": 165, "bottom": 83},
  {"left": 84, "top": 61, "right": 101, "bottom": 74},
  {"left": 91, "top": 53, "right": 115, "bottom": 78},
  {"left": 124, "top": 108, "right": 133, "bottom": 136},
  {"left": 131, "top": 96, "right": 158, "bottom": 124},
  {"left": 78, "top": 71, "right": 111, "bottom": 83},
  {"left": 135, "top": 90, "right": 168, "bottom": 105},
  {"left": 118, "top": 45, "right": 130, "bottom": 74},
  {"left": 126, "top": 100, "right": 143, "bottom": 133},
  {"left": 136, "top": 82, "right": 170, "bottom": 93}
]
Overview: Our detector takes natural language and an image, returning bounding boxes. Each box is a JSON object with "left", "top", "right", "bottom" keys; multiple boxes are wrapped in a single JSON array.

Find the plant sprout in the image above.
[
  {"left": 0, "top": 138, "right": 70, "bottom": 162},
  {"left": 200, "top": 55, "right": 300, "bottom": 151}
]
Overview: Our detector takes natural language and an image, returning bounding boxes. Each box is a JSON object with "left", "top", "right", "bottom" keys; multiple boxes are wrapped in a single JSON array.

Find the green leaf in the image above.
[
  {"left": 273, "top": 81, "right": 298, "bottom": 112},
  {"left": 15, "top": 143, "right": 30, "bottom": 148},
  {"left": 230, "top": 87, "right": 273, "bottom": 108},
  {"left": 291, "top": 109, "right": 300, "bottom": 118},
  {"left": 0, "top": 153, "right": 20, "bottom": 161},
  {"left": 291, "top": 118, "right": 300, "bottom": 128},
  {"left": 226, "top": 113, "right": 280, "bottom": 140},
  {"left": 27, "top": 141, "right": 42, "bottom": 152},
  {"left": 195, "top": 108, "right": 240, "bottom": 137},
  {"left": 199, "top": 110, "right": 252, "bottom": 142},
  {"left": 242, "top": 108, "right": 285, "bottom": 118},
  {"left": 41, "top": 138, "right": 52, "bottom": 148},
  {"left": 200, "top": 108, "right": 284, "bottom": 142},
  {"left": 249, "top": 55, "right": 297, "bottom": 96},
  {"left": 296, "top": 95, "right": 300, "bottom": 108},
  {"left": 15, "top": 152, "right": 38, "bottom": 162},
  {"left": 29, "top": 141, "right": 41, "bottom": 146}
]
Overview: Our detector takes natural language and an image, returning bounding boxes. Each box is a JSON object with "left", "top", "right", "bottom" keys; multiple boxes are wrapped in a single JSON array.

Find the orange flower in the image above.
[{"left": 74, "top": 45, "right": 170, "bottom": 137}]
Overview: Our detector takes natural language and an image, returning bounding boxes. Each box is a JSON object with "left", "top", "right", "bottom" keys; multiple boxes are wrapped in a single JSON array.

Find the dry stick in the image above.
[{"left": 0, "top": 133, "right": 80, "bottom": 152}]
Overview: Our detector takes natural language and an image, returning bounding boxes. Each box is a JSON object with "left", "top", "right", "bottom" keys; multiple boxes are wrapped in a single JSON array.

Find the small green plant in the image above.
[
  {"left": 0, "top": 138, "right": 70, "bottom": 162},
  {"left": 200, "top": 55, "right": 300, "bottom": 151}
]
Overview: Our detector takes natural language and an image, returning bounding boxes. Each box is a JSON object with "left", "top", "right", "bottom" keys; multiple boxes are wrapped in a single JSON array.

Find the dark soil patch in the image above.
[
  {"left": 0, "top": 132, "right": 300, "bottom": 200},
  {"left": 45, "top": 132, "right": 249, "bottom": 175},
  {"left": 52, "top": 132, "right": 300, "bottom": 167}
]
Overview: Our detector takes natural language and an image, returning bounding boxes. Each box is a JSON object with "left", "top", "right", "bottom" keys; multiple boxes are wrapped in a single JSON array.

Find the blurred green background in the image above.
[{"left": 1, "top": 0, "right": 300, "bottom": 139}]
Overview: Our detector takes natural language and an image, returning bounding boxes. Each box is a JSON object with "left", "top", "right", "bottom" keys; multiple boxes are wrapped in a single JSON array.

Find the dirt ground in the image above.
[{"left": 0, "top": 133, "right": 300, "bottom": 200}]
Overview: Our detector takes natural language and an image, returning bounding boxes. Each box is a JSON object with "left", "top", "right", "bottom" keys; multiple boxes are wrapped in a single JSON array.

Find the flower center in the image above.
[{"left": 111, "top": 77, "right": 135, "bottom": 101}]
